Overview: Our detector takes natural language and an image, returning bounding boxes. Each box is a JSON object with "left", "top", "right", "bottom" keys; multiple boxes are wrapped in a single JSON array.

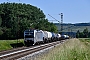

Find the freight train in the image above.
[{"left": 24, "top": 29, "right": 69, "bottom": 46}]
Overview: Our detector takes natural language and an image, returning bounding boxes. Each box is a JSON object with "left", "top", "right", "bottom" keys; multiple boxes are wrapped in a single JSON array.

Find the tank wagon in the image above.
[
  {"left": 51, "top": 32, "right": 57, "bottom": 41},
  {"left": 56, "top": 34, "right": 61, "bottom": 41},
  {"left": 24, "top": 29, "right": 69, "bottom": 46},
  {"left": 61, "top": 35, "right": 69, "bottom": 40},
  {"left": 43, "top": 31, "right": 52, "bottom": 42}
]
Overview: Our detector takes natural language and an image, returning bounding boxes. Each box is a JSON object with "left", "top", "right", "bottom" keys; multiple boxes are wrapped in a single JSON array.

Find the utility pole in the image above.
[{"left": 59, "top": 13, "right": 63, "bottom": 33}]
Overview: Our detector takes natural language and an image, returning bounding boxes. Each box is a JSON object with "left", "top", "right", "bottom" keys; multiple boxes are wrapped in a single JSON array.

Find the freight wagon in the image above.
[{"left": 24, "top": 29, "right": 69, "bottom": 46}]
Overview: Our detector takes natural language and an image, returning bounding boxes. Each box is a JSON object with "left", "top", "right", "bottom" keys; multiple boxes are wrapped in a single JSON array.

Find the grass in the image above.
[
  {"left": 79, "top": 38, "right": 90, "bottom": 48},
  {"left": 35, "top": 38, "right": 90, "bottom": 60},
  {"left": 0, "top": 39, "right": 24, "bottom": 51}
]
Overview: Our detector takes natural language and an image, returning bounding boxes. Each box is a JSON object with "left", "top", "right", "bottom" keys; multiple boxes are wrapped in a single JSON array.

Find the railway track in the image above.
[
  {"left": 0, "top": 40, "right": 66, "bottom": 60},
  {"left": 0, "top": 47, "right": 28, "bottom": 56}
]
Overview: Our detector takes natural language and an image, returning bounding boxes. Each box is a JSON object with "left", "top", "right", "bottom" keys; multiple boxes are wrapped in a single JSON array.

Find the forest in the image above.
[{"left": 0, "top": 2, "right": 58, "bottom": 39}]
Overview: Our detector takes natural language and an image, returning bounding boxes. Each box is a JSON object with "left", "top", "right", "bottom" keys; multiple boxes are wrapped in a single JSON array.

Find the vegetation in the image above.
[
  {"left": 0, "top": 2, "right": 57, "bottom": 39},
  {"left": 76, "top": 28, "right": 90, "bottom": 38},
  {"left": 0, "top": 39, "right": 24, "bottom": 51},
  {"left": 35, "top": 38, "right": 90, "bottom": 60},
  {"left": 79, "top": 38, "right": 90, "bottom": 46}
]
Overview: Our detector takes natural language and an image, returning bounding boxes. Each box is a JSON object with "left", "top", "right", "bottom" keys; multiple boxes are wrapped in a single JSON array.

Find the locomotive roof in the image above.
[{"left": 24, "top": 29, "right": 34, "bottom": 32}]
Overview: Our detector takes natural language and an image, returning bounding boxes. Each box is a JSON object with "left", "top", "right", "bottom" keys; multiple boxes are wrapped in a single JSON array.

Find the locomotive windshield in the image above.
[
  {"left": 24, "top": 29, "right": 34, "bottom": 38},
  {"left": 25, "top": 35, "right": 34, "bottom": 38}
]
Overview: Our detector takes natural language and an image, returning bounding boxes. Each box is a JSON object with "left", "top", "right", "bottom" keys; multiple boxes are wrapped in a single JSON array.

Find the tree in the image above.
[
  {"left": 79, "top": 32, "right": 84, "bottom": 38},
  {"left": 0, "top": 16, "right": 2, "bottom": 26},
  {"left": 88, "top": 32, "right": 90, "bottom": 38},
  {"left": 76, "top": 30, "right": 80, "bottom": 38},
  {"left": 0, "top": 2, "right": 58, "bottom": 39},
  {"left": 83, "top": 28, "right": 88, "bottom": 38}
]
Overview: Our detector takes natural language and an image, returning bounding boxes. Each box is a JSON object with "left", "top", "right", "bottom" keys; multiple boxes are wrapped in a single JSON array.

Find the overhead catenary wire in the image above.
[{"left": 48, "top": 14, "right": 61, "bottom": 33}]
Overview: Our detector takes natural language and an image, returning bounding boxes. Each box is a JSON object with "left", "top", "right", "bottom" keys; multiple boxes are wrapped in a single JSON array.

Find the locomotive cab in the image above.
[
  {"left": 24, "top": 29, "right": 45, "bottom": 46},
  {"left": 24, "top": 29, "right": 37, "bottom": 46}
]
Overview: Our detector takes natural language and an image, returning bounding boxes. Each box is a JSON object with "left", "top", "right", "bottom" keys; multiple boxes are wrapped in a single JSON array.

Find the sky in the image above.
[{"left": 0, "top": 0, "right": 90, "bottom": 24}]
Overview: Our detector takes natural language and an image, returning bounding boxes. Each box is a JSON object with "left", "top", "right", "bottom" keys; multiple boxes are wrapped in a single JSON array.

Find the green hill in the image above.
[{"left": 54, "top": 23, "right": 90, "bottom": 32}]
